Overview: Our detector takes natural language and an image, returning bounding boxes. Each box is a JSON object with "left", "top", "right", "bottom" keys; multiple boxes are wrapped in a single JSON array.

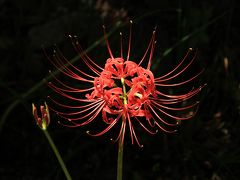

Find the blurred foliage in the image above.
[{"left": 0, "top": 0, "right": 240, "bottom": 179}]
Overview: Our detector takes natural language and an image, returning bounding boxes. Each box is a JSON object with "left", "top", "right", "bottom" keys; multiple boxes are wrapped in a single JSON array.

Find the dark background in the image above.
[{"left": 0, "top": 0, "right": 240, "bottom": 179}]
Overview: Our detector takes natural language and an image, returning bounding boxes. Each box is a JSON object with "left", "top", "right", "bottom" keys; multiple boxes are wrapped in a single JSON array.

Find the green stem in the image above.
[
  {"left": 43, "top": 130, "right": 72, "bottom": 180},
  {"left": 117, "top": 77, "right": 127, "bottom": 180},
  {"left": 117, "top": 133, "right": 124, "bottom": 180}
]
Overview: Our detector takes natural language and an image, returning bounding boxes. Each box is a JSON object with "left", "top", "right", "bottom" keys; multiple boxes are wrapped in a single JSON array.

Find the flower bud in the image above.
[{"left": 32, "top": 102, "right": 50, "bottom": 130}]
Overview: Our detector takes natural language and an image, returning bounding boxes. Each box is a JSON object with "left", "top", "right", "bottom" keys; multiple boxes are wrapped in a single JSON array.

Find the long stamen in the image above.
[
  {"left": 155, "top": 50, "right": 197, "bottom": 82},
  {"left": 49, "top": 100, "right": 105, "bottom": 118},
  {"left": 126, "top": 20, "right": 133, "bottom": 61},
  {"left": 50, "top": 49, "right": 94, "bottom": 83},
  {"left": 155, "top": 48, "right": 193, "bottom": 80},
  {"left": 138, "top": 30, "right": 156, "bottom": 66},
  {"left": 120, "top": 32, "right": 123, "bottom": 58},
  {"left": 55, "top": 45, "right": 98, "bottom": 79},
  {"left": 135, "top": 117, "right": 157, "bottom": 135},
  {"left": 127, "top": 113, "right": 143, "bottom": 147},
  {"left": 147, "top": 37, "right": 156, "bottom": 70},
  {"left": 48, "top": 80, "right": 94, "bottom": 93},
  {"left": 49, "top": 84, "right": 98, "bottom": 102},
  {"left": 151, "top": 102, "right": 198, "bottom": 120},
  {"left": 155, "top": 69, "right": 204, "bottom": 87},
  {"left": 148, "top": 105, "right": 177, "bottom": 126},
  {"left": 151, "top": 100, "right": 199, "bottom": 111},
  {"left": 102, "top": 25, "right": 114, "bottom": 59},
  {"left": 154, "top": 120, "right": 177, "bottom": 133},
  {"left": 48, "top": 96, "right": 102, "bottom": 109},
  {"left": 70, "top": 35, "right": 102, "bottom": 76},
  {"left": 87, "top": 113, "right": 122, "bottom": 136}
]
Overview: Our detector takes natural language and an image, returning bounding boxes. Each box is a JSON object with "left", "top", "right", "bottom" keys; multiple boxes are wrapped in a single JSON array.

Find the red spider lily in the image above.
[
  {"left": 32, "top": 102, "right": 50, "bottom": 130},
  {"left": 47, "top": 22, "right": 205, "bottom": 147}
]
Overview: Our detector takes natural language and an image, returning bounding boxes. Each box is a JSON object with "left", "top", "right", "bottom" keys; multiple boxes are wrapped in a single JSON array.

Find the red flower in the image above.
[{"left": 47, "top": 22, "right": 205, "bottom": 147}]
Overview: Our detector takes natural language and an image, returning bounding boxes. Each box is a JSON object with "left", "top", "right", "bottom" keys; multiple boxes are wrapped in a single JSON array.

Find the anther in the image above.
[{"left": 134, "top": 93, "right": 143, "bottom": 99}]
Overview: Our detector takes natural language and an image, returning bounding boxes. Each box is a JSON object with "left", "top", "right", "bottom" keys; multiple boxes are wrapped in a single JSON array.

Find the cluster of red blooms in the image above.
[
  {"left": 47, "top": 22, "right": 204, "bottom": 146},
  {"left": 87, "top": 57, "right": 155, "bottom": 123}
]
